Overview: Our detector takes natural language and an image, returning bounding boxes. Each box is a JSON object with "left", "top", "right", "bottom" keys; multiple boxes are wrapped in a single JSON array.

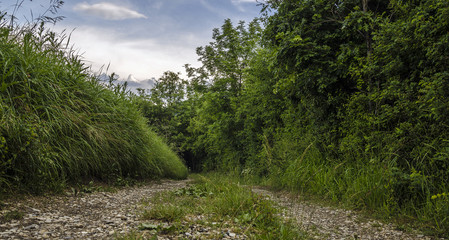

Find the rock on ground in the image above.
[
  {"left": 251, "top": 187, "right": 444, "bottom": 240},
  {"left": 0, "top": 180, "right": 188, "bottom": 240}
]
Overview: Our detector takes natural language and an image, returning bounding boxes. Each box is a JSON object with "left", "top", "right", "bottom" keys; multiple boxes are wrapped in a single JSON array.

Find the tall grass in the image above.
[
  {"left": 267, "top": 136, "right": 449, "bottom": 237},
  {"left": 0, "top": 19, "right": 187, "bottom": 194}
]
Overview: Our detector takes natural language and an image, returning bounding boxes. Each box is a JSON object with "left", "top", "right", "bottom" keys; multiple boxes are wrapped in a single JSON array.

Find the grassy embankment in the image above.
[{"left": 0, "top": 21, "right": 187, "bottom": 196}]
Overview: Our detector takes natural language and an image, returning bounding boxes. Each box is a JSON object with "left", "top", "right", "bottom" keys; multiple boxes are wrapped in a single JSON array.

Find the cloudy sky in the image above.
[{"left": 2, "top": 0, "right": 263, "bottom": 83}]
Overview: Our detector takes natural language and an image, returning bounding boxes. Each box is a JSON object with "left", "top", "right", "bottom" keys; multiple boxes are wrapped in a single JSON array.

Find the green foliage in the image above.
[
  {"left": 125, "top": 0, "right": 449, "bottom": 236},
  {"left": 141, "top": 203, "right": 185, "bottom": 222},
  {"left": 184, "top": 19, "right": 263, "bottom": 172},
  {"left": 258, "top": 0, "right": 449, "bottom": 235},
  {"left": 0, "top": 17, "right": 187, "bottom": 195},
  {"left": 1, "top": 210, "right": 24, "bottom": 222},
  {"left": 137, "top": 19, "right": 264, "bottom": 173},
  {"left": 135, "top": 71, "right": 194, "bottom": 171}
]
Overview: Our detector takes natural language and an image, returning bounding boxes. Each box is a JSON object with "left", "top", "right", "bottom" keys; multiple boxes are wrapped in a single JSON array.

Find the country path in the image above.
[{"left": 0, "top": 179, "right": 445, "bottom": 240}]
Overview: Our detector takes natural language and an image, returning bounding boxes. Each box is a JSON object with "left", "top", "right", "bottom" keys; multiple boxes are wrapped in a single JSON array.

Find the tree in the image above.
[
  {"left": 150, "top": 71, "right": 186, "bottom": 107},
  {"left": 184, "top": 19, "right": 262, "bottom": 171},
  {"left": 136, "top": 71, "right": 188, "bottom": 153}
]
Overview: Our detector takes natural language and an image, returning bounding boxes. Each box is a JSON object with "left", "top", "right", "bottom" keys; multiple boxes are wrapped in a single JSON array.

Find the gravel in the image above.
[
  {"left": 251, "top": 187, "right": 445, "bottom": 240},
  {"left": 0, "top": 180, "right": 189, "bottom": 240}
]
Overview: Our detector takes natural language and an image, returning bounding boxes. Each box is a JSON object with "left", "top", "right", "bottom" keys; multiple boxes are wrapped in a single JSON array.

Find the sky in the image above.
[{"left": 1, "top": 0, "right": 264, "bottom": 87}]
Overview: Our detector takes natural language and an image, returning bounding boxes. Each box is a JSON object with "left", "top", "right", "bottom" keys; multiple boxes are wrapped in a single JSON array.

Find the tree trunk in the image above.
[{"left": 362, "top": 0, "right": 372, "bottom": 58}]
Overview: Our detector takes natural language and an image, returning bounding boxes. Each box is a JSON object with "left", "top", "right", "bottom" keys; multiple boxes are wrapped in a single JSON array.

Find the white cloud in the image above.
[
  {"left": 73, "top": 2, "right": 147, "bottom": 20},
  {"left": 54, "top": 25, "right": 200, "bottom": 80},
  {"left": 230, "top": 0, "right": 258, "bottom": 12},
  {"left": 199, "top": 0, "right": 227, "bottom": 17},
  {"left": 232, "top": 0, "right": 257, "bottom": 3},
  {"left": 231, "top": 0, "right": 258, "bottom": 5}
]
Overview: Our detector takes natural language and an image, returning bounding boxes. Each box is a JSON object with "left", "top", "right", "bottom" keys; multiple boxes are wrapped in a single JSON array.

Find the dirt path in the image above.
[
  {"left": 252, "top": 187, "right": 442, "bottom": 240},
  {"left": 0, "top": 180, "right": 444, "bottom": 240},
  {"left": 0, "top": 180, "right": 189, "bottom": 239}
]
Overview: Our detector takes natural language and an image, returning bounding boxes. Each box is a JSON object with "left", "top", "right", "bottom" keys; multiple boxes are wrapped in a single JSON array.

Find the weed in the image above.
[
  {"left": 371, "top": 222, "right": 382, "bottom": 228},
  {"left": 141, "top": 204, "right": 185, "bottom": 222},
  {"left": 70, "top": 181, "right": 117, "bottom": 196},
  {"left": 114, "top": 176, "right": 137, "bottom": 188},
  {"left": 138, "top": 223, "right": 181, "bottom": 234},
  {"left": 115, "top": 231, "right": 156, "bottom": 240},
  {"left": 1, "top": 210, "right": 24, "bottom": 222}
]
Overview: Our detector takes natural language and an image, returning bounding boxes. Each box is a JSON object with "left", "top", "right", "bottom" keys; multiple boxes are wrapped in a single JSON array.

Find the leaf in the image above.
[{"left": 138, "top": 223, "right": 159, "bottom": 230}]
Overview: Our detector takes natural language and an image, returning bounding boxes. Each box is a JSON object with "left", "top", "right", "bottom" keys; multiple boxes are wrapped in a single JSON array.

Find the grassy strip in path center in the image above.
[{"left": 117, "top": 173, "right": 307, "bottom": 239}]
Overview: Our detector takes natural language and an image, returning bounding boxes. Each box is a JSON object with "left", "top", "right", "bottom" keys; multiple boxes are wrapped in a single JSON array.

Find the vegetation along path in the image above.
[{"left": 0, "top": 177, "right": 442, "bottom": 240}]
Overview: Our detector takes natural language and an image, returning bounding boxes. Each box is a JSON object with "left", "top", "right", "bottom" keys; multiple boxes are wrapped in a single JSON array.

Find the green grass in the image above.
[
  {"left": 0, "top": 210, "right": 24, "bottom": 222},
  {"left": 0, "top": 19, "right": 187, "bottom": 195},
  {"left": 119, "top": 174, "right": 306, "bottom": 239},
  {"left": 267, "top": 140, "right": 449, "bottom": 238}
]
